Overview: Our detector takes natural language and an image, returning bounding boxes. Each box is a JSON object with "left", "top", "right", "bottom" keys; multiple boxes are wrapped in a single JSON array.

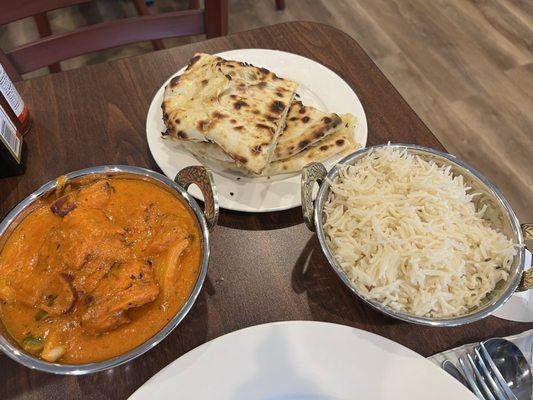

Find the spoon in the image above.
[{"left": 483, "top": 338, "right": 532, "bottom": 400}]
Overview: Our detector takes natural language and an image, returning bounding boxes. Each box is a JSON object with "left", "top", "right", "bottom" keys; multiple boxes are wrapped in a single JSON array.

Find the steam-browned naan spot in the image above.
[
  {"left": 320, "top": 145, "right": 329, "bottom": 151},
  {"left": 201, "top": 79, "right": 209, "bottom": 86},
  {"left": 235, "top": 126, "right": 244, "bottom": 130},
  {"left": 170, "top": 75, "right": 181, "bottom": 86},
  {"left": 276, "top": 91, "right": 283, "bottom": 97},
  {"left": 256, "top": 123, "right": 273, "bottom": 133},
  {"left": 175, "top": 118, "right": 181, "bottom": 124},
  {"left": 323, "top": 117, "right": 332, "bottom": 124},
  {"left": 185, "top": 55, "right": 201, "bottom": 71},
  {"left": 230, "top": 119, "right": 237, "bottom": 124},
  {"left": 251, "top": 145, "right": 262, "bottom": 154},
  {"left": 197, "top": 120, "right": 209, "bottom": 131},
  {"left": 234, "top": 155, "right": 248, "bottom": 164},
  {"left": 259, "top": 67, "right": 269, "bottom": 74},
  {"left": 314, "top": 130, "right": 325, "bottom": 139},
  {"left": 177, "top": 130, "right": 188, "bottom": 139},
  {"left": 270, "top": 100, "right": 285, "bottom": 114},
  {"left": 299, "top": 106, "right": 306, "bottom": 114},
  {"left": 302, "top": 116, "right": 310, "bottom": 123},
  {"left": 229, "top": 94, "right": 237, "bottom": 99},
  {"left": 252, "top": 109, "right": 260, "bottom": 115},
  {"left": 289, "top": 117, "right": 298, "bottom": 121},
  {"left": 224, "top": 74, "right": 232, "bottom": 81},
  {"left": 336, "top": 139, "right": 345, "bottom": 146},
  {"left": 298, "top": 140, "right": 310, "bottom": 149},
  {"left": 266, "top": 115, "right": 277, "bottom": 122},
  {"left": 256, "top": 81, "right": 267, "bottom": 89},
  {"left": 212, "top": 111, "right": 227, "bottom": 119},
  {"left": 234, "top": 100, "right": 249, "bottom": 110}
]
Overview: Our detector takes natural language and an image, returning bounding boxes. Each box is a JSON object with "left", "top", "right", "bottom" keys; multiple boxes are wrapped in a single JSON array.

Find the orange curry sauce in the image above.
[{"left": 0, "top": 177, "right": 201, "bottom": 364}]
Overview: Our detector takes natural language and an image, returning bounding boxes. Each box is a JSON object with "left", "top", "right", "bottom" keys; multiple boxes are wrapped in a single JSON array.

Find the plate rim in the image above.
[{"left": 129, "top": 320, "right": 474, "bottom": 399}]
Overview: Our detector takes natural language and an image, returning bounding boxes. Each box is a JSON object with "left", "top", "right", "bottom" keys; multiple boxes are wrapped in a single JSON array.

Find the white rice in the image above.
[{"left": 323, "top": 145, "right": 517, "bottom": 317}]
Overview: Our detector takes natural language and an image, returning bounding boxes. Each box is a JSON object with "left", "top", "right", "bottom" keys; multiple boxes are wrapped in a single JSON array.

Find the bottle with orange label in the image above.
[{"left": 0, "top": 64, "right": 30, "bottom": 177}]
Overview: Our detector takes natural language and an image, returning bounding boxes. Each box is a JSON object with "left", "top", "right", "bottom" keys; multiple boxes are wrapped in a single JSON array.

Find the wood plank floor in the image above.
[{"left": 1, "top": 0, "right": 531, "bottom": 221}]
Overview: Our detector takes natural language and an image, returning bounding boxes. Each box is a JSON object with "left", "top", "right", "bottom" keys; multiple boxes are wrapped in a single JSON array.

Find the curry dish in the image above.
[{"left": 0, "top": 176, "right": 201, "bottom": 364}]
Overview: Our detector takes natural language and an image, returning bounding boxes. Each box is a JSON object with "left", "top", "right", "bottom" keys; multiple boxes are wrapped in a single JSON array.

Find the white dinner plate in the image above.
[
  {"left": 146, "top": 49, "right": 368, "bottom": 212},
  {"left": 129, "top": 321, "right": 475, "bottom": 400}
]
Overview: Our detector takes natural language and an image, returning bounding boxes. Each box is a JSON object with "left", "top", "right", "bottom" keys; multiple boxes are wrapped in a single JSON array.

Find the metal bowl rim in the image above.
[
  {"left": 313, "top": 143, "right": 524, "bottom": 327},
  {"left": 0, "top": 165, "right": 211, "bottom": 374}
]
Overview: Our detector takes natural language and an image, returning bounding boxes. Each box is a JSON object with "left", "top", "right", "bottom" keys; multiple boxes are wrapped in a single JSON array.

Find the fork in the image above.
[
  {"left": 474, "top": 347, "right": 508, "bottom": 400},
  {"left": 459, "top": 350, "right": 508, "bottom": 400},
  {"left": 478, "top": 343, "right": 517, "bottom": 400}
]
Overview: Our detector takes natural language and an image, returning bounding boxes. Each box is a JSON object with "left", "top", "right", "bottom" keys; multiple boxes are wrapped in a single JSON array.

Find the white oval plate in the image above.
[
  {"left": 146, "top": 49, "right": 368, "bottom": 212},
  {"left": 129, "top": 321, "right": 474, "bottom": 400}
]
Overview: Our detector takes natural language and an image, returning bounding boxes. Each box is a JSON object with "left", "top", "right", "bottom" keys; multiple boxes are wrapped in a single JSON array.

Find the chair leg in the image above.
[
  {"left": 131, "top": 0, "right": 165, "bottom": 50},
  {"left": 33, "top": 13, "right": 61, "bottom": 73},
  {"left": 275, "top": 0, "right": 285, "bottom": 10},
  {"left": 205, "top": 0, "right": 228, "bottom": 38}
]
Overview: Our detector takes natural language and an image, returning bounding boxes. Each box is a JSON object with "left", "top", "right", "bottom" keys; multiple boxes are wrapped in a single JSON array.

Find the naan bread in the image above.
[
  {"left": 179, "top": 101, "right": 344, "bottom": 163},
  {"left": 180, "top": 140, "right": 233, "bottom": 163},
  {"left": 181, "top": 114, "right": 358, "bottom": 176},
  {"left": 162, "top": 53, "right": 298, "bottom": 174},
  {"left": 267, "top": 114, "right": 358, "bottom": 174},
  {"left": 273, "top": 101, "right": 342, "bottom": 161}
]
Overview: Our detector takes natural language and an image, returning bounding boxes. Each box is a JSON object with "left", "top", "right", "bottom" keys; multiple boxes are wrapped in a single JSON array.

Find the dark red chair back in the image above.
[{"left": 0, "top": 0, "right": 228, "bottom": 80}]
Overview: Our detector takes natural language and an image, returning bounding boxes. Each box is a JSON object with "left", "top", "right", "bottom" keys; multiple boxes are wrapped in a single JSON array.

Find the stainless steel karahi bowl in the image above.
[
  {"left": 301, "top": 143, "right": 532, "bottom": 327},
  {"left": 0, "top": 165, "right": 219, "bottom": 374}
]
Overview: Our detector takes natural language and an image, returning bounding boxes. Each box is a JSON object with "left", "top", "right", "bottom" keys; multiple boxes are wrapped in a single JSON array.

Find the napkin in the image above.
[{"left": 492, "top": 249, "right": 533, "bottom": 322}]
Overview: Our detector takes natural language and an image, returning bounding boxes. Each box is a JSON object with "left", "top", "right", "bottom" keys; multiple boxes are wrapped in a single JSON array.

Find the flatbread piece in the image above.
[{"left": 162, "top": 53, "right": 298, "bottom": 174}]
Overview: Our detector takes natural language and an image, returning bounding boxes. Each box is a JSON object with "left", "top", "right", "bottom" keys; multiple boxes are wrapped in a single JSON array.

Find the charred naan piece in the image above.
[
  {"left": 162, "top": 53, "right": 298, "bottom": 174},
  {"left": 267, "top": 114, "right": 358, "bottom": 174},
  {"left": 182, "top": 114, "right": 358, "bottom": 176},
  {"left": 273, "top": 101, "right": 342, "bottom": 161}
]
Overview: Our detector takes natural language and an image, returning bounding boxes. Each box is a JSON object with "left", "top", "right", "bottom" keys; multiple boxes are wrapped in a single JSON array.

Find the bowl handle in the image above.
[
  {"left": 517, "top": 223, "right": 533, "bottom": 291},
  {"left": 301, "top": 162, "right": 327, "bottom": 232},
  {"left": 175, "top": 166, "right": 219, "bottom": 231}
]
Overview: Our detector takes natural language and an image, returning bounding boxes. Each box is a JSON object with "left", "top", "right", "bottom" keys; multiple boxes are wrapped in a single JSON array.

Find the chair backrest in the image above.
[{"left": 0, "top": 0, "right": 228, "bottom": 81}]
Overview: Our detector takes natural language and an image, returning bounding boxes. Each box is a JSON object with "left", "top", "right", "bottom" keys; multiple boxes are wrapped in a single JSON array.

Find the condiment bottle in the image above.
[
  {"left": 0, "top": 64, "right": 28, "bottom": 177},
  {"left": 0, "top": 64, "right": 31, "bottom": 135}
]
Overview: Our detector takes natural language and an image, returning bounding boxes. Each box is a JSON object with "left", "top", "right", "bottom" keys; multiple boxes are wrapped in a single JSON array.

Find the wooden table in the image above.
[{"left": 1, "top": 21, "right": 531, "bottom": 399}]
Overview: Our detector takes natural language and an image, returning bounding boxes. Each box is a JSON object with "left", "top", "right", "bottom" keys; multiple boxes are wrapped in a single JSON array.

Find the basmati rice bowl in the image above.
[{"left": 303, "top": 144, "right": 528, "bottom": 326}]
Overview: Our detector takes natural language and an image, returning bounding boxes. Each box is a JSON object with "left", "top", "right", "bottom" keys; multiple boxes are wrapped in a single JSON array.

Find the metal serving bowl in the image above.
[
  {"left": 301, "top": 144, "right": 532, "bottom": 327},
  {"left": 0, "top": 165, "right": 219, "bottom": 374}
]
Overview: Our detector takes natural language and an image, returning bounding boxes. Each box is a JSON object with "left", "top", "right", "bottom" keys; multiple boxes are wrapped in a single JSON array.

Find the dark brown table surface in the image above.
[{"left": 1, "top": 21, "right": 531, "bottom": 399}]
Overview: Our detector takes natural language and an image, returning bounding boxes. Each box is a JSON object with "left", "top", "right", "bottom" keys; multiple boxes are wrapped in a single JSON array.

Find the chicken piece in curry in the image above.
[{"left": 0, "top": 177, "right": 201, "bottom": 364}]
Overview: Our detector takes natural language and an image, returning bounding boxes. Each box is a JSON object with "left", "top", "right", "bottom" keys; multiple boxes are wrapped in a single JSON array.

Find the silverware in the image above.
[
  {"left": 301, "top": 144, "right": 532, "bottom": 326},
  {"left": 459, "top": 354, "right": 489, "bottom": 399},
  {"left": 482, "top": 338, "right": 532, "bottom": 400},
  {"left": 473, "top": 347, "right": 507, "bottom": 400},
  {"left": 442, "top": 359, "right": 470, "bottom": 389},
  {"left": 478, "top": 343, "right": 517, "bottom": 400}
]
